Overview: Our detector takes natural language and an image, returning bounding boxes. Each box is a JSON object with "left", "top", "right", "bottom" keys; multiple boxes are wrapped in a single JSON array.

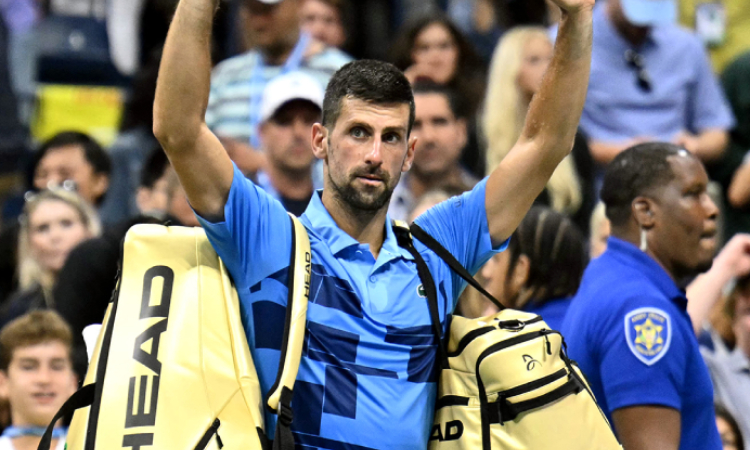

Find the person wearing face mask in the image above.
[
  {"left": 484, "top": 26, "right": 595, "bottom": 235},
  {"left": 0, "top": 189, "right": 100, "bottom": 329},
  {"left": 562, "top": 143, "right": 723, "bottom": 450}
]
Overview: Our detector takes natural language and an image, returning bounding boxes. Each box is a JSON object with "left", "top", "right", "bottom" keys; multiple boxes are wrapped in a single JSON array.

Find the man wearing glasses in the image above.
[{"left": 581, "top": 0, "right": 734, "bottom": 165}]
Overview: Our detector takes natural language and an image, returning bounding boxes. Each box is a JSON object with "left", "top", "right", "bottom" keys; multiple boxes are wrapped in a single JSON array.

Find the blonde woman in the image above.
[
  {"left": 1, "top": 189, "right": 100, "bottom": 328},
  {"left": 483, "top": 26, "right": 594, "bottom": 233}
]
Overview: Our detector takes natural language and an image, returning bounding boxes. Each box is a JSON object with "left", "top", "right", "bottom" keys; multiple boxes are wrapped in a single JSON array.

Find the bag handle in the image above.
[
  {"left": 409, "top": 223, "right": 506, "bottom": 312},
  {"left": 265, "top": 214, "right": 311, "bottom": 450},
  {"left": 37, "top": 384, "right": 96, "bottom": 450}
]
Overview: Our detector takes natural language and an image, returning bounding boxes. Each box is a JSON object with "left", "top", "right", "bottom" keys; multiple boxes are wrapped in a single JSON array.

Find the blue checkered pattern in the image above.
[{"left": 197, "top": 164, "right": 505, "bottom": 449}]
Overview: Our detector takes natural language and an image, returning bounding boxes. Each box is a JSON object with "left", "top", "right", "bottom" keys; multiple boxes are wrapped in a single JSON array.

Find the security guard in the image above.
[{"left": 562, "top": 143, "right": 722, "bottom": 450}]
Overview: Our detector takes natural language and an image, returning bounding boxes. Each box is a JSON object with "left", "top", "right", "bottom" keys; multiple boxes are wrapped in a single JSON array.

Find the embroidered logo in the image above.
[
  {"left": 523, "top": 354, "right": 540, "bottom": 371},
  {"left": 417, "top": 284, "right": 426, "bottom": 298},
  {"left": 624, "top": 307, "right": 672, "bottom": 366}
]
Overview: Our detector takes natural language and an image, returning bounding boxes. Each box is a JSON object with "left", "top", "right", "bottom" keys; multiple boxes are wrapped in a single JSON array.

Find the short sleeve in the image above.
[
  {"left": 687, "top": 35, "right": 735, "bottom": 132},
  {"left": 598, "top": 297, "right": 687, "bottom": 412},
  {"left": 195, "top": 163, "right": 292, "bottom": 289},
  {"left": 414, "top": 178, "right": 508, "bottom": 299}
]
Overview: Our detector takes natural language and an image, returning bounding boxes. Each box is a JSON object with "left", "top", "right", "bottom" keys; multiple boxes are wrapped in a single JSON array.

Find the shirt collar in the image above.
[
  {"left": 605, "top": 237, "right": 686, "bottom": 307},
  {"left": 301, "top": 190, "right": 414, "bottom": 261},
  {"left": 596, "top": 4, "right": 657, "bottom": 51}
]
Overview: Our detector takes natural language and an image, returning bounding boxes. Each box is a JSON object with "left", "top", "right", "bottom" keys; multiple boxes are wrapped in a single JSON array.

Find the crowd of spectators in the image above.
[{"left": 1, "top": 0, "right": 750, "bottom": 447}]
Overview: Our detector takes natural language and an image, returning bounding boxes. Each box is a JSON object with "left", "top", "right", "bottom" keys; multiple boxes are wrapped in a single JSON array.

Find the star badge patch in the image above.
[{"left": 624, "top": 307, "right": 672, "bottom": 366}]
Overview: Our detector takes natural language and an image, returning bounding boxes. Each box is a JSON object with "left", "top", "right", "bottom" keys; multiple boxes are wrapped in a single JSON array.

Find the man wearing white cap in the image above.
[
  {"left": 205, "top": 0, "right": 350, "bottom": 176},
  {"left": 581, "top": 0, "right": 734, "bottom": 165},
  {"left": 255, "top": 71, "right": 323, "bottom": 216}
]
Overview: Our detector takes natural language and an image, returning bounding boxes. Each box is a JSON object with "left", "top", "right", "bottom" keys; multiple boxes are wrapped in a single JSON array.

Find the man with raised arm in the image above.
[{"left": 153, "top": 0, "right": 594, "bottom": 447}]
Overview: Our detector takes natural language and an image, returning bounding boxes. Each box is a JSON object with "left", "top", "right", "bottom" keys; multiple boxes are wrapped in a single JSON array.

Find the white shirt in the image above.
[{"left": 0, "top": 435, "right": 66, "bottom": 450}]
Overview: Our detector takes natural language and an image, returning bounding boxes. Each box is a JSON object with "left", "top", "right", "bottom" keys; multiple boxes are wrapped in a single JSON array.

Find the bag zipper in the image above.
[
  {"left": 195, "top": 419, "right": 224, "bottom": 449},
  {"left": 448, "top": 316, "right": 545, "bottom": 357}
]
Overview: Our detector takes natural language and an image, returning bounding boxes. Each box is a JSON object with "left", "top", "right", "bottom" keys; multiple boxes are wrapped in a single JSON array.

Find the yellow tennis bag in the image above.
[
  {"left": 394, "top": 223, "right": 623, "bottom": 450},
  {"left": 39, "top": 217, "right": 311, "bottom": 450}
]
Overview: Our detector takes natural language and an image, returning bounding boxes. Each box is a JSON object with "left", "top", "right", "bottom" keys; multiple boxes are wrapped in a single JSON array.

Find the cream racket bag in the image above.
[
  {"left": 394, "top": 222, "right": 623, "bottom": 450},
  {"left": 39, "top": 216, "right": 311, "bottom": 450}
]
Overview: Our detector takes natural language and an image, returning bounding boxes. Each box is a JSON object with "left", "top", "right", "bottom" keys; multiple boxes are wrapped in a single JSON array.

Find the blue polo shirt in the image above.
[
  {"left": 197, "top": 164, "right": 504, "bottom": 449},
  {"left": 523, "top": 296, "right": 572, "bottom": 331},
  {"left": 581, "top": 5, "right": 734, "bottom": 143},
  {"left": 561, "top": 237, "right": 721, "bottom": 450}
]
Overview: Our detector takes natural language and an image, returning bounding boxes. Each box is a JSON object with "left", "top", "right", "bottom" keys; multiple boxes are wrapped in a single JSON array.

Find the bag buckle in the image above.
[
  {"left": 496, "top": 319, "right": 525, "bottom": 331},
  {"left": 278, "top": 403, "right": 294, "bottom": 426}
]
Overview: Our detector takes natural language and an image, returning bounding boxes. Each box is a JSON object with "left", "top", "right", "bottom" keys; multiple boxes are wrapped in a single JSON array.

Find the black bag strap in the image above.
[
  {"left": 393, "top": 223, "right": 449, "bottom": 370},
  {"left": 37, "top": 383, "right": 96, "bottom": 450},
  {"left": 410, "top": 223, "right": 506, "bottom": 311}
]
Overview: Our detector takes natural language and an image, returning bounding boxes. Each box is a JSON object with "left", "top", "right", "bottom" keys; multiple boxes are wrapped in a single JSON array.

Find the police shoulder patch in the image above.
[{"left": 624, "top": 307, "right": 672, "bottom": 366}]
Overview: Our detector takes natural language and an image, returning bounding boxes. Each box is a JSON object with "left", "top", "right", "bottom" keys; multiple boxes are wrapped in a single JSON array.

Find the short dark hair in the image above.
[
  {"left": 139, "top": 147, "right": 170, "bottom": 189},
  {"left": 600, "top": 143, "right": 684, "bottom": 226},
  {"left": 34, "top": 131, "right": 112, "bottom": 178},
  {"left": 322, "top": 60, "right": 415, "bottom": 134},
  {"left": 506, "top": 206, "right": 587, "bottom": 307},
  {"left": 412, "top": 80, "right": 465, "bottom": 119},
  {"left": 715, "top": 404, "right": 745, "bottom": 450}
]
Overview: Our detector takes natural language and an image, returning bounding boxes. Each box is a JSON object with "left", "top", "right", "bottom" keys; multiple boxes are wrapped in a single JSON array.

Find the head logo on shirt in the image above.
[{"left": 624, "top": 307, "right": 672, "bottom": 366}]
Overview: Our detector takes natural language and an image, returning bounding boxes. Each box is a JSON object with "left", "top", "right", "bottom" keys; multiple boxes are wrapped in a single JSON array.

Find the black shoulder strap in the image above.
[
  {"left": 410, "top": 223, "right": 506, "bottom": 311},
  {"left": 392, "top": 223, "right": 449, "bottom": 370},
  {"left": 38, "top": 384, "right": 96, "bottom": 450}
]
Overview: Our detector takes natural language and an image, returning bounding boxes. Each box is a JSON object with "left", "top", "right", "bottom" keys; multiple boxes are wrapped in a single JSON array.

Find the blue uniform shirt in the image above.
[
  {"left": 524, "top": 297, "right": 572, "bottom": 331},
  {"left": 580, "top": 5, "right": 734, "bottom": 144},
  {"left": 197, "top": 164, "right": 505, "bottom": 450},
  {"left": 561, "top": 237, "right": 721, "bottom": 450}
]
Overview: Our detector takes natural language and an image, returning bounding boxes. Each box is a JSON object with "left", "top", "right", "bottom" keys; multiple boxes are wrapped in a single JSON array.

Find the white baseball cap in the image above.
[
  {"left": 620, "top": 0, "right": 677, "bottom": 26},
  {"left": 259, "top": 71, "right": 325, "bottom": 123}
]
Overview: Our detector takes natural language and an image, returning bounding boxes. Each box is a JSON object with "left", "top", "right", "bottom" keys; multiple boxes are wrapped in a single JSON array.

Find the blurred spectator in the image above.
[
  {"left": 446, "top": 0, "right": 504, "bottom": 64},
  {"left": 589, "top": 201, "right": 609, "bottom": 258},
  {"left": 407, "top": 189, "right": 451, "bottom": 224},
  {"left": 254, "top": 72, "right": 322, "bottom": 216},
  {"left": 299, "top": 0, "right": 346, "bottom": 49},
  {"left": 715, "top": 404, "right": 745, "bottom": 450},
  {"left": 0, "top": 14, "right": 27, "bottom": 181},
  {"left": 390, "top": 13, "right": 486, "bottom": 176},
  {"left": 719, "top": 51, "right": 750, "bottom": 240},
  {"left": 582, "top": 0, "right": 734, "bottom": 166},
  {"left": 703, "top": 275, "right": 750, "bottom": 450},
  {"left": 483, "top": 27, "right": 595, "bottom": 235},
  {"left": 1, "top": 189, "right": 100, "bottom": 329},
  {"left": 389, "top": 81, "right": 477, "bottom": 221},
  {"left": 563, "top": 143, "right": 722, "bottom": 449},
  {"left": 54, "top": 150, "right": 182, "bottom": 352},
  {"left": 98, "top": 51, "right": 161, "bottom": 224},
  {"left": 480, "top": 206, "right": 586, "bottom": 330},
  {"left": 0, "top": 311, "right": 77, "bottom": 449},
  {"left": 31, "top": 132, "right": 111, "bottom": 208},
  {"left": 0, "top": 0, "right": 39, "bottom": 124},
  {"left": 205, "top": 0, "right": 351, "bottom": 175},
  {"left": 679, "top": 0, "right": 750, "bottom": 74}
]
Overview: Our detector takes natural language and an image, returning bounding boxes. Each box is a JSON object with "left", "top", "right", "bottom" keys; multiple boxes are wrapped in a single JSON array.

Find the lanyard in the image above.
[
  {"left": 248, "top": 33, "right": 312, "bottom": 149},
  {"left": 2, "top": 426, "right": 66, "bottom": 439}
]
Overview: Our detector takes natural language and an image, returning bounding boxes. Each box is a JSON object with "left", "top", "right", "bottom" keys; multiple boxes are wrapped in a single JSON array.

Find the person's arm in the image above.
[
  {"left": 588, "top": 137, "right": 656, "bottom": 165},
  {"left": 686, "top": 233, "right": 750, "bottom": 333},
  {"left": 484, "top": 0, "right": 593, "bottom": 243},
  {"left": 611, "top": 406, "right": 681, "bottom": 450},
  {"left": 153, "top": 0, "right": 234, "bottom": 220},
  {"left": 219, "top": 137, "right": 268, "bottom": 175},
  {"left": 728, "top": 156, "right": 750, "bottom": 207},
  {"left": 673, "top": 129, "right": 729, "bottom": 163}
]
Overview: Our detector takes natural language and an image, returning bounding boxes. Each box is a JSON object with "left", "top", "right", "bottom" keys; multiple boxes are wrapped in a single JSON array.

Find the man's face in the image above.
[
  {"left": 34, "top": 145, "right": 108, "bottom": 205},
  {"left": 411, "top": 93, "right": 466, "bottom": 179},
  {"left": 0, "top": 342, "right": 77, "bottom": 427},
  {"left": 315, "top": 98, "right": 415, "bottom": 212},
  {"left": 648, "top": 155, "right": 718, "bottom": 279},
  {"left": 242, "top": 0, "right": 300, "bottom": 53},
  {"left": 259, "top": 100, "right": 320, "bottom": 174},
  {"left": 299, "top": 0, "right": 345, "bottom": 48}
]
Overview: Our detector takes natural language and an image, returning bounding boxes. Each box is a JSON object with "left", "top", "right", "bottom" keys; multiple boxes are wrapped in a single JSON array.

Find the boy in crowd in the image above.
[{"left": 0, "top": 311, "right": 78, "bottom": 450}]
